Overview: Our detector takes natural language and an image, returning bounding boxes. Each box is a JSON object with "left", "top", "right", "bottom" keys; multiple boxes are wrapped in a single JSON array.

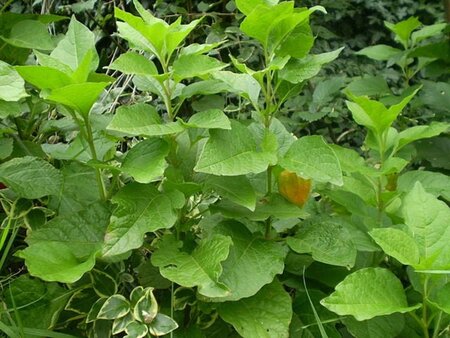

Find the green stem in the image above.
[
  {"left": 432, "top": 311, "right": 443, "bottom": 338},
  {"left": 0, "top": 0, "right": 14, "bottom": 13},
  {"left": 82, "top": 115, "right": 106, "bottom": 201}
]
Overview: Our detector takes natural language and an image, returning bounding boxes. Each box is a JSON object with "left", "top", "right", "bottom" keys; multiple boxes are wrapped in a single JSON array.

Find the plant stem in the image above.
[
  {"left": 82, "top": 115, "right": 107, "bottom": 201},
  {"left": 432, "top": 311, "right": 443, "bottom": 338}
]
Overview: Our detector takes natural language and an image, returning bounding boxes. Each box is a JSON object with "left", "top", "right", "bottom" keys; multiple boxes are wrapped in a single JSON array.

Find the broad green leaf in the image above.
[
  {"left": 179, "top": 41, "right": 223, "bottom": 56},
  {"left": 279, "top": 48, "right": 343, "bottom": 84},
  {"left": 165, "top": 18, "right": 202, "bottom": 60},
  {"left": 249, "top": 118, "right": 295, "bottom": 158},
  {"left": 205, "top": 175, "right": 256, "bottom": 211},
  {"left": 402, "top": 182, "right": 450, "bottom": 271},
  {"left": 0, "top": 138, "right": 13, "bottom": 159},
  {"left": 2, "top": 20, "right": 54, "bottom": 50},
  {"left": 102, "top": 183, "right": 182, "bottom": 258},
  {"left": 211, "top": 193, "right": 308, "bottom": 221},
  {"left": 394, "top": 122, "right": 449, "bottom": 151},
  {"left": 34, "top": 50, "right": 73, "bottom": 74},
  {"left": 15, "top": 66, "right": 73, "bottom": 89},
  {"left": 0, "top": 60, "right": 28, "bottom": 101},
  {"left": 172, "top": 54, "right": 227, "bottom": 81},
  {"left": 3, "top": 275, "right": 69, "bottom": 331},
  {"left": 195, "top": 120, "right": 276, "bottom": 176},
  {"left": 369, "top": 228, "right": 420, "bottom": 266},
  {"left": 287, "top": 217, "right": 357, "bottom": 268},
  {"left": 330, "top": 144, "right": 376, "bottom": 175},
  {"left": 345, "top": 76, "right": 391, "bottom": 97},
  {"left": 276, "top": 22, "right": 314, "bottom": 58},
  {"left": 218, "top": 281, "right": 292, "bottom": 338},
  {"left": 240, "top": 2, "right": 324, "bottom": 54},
  {"left": 428, "top": 283, "right": 450, "bottom": 314},
  {"left": 385, "top": 17, "right": 421, "bottom": 48},
  {"left": 115, "top": 2, "right": 200, "bottom": 60},
  {"left": 342, "top": 314, "right": 405, "bottom": 338},
  {"left": 71, "top": 49, "right": 96, "bottom": 83},
  {"left": 212, "top": 71, "right": 261, "bottom": 107},
  {"left": 0, "top": 156, "right": 62, "bottom": 199},
  {"left": 411, "top": 23, "right": 446, "bottom": 45},
  {"left": 46, "top": 82, "right": 110, "bottom": 116},
  {"left": 397, "top": 171, "right": 450, "bottom": 200},
  {"left": 420, "top": 81, "right": 450, "bottom": 113},
  {"left": 321, "top": 267, "right": 421, "bottom": 321},
  {"left": 48, "top": 162, "right": 101, "bottom": 215},
  {"left": 107, "top": 103, "right": 185, "bottom": 137},
  {"left": 180, "top": 79, "right": 234, "bottom": 99},
  {"left": 151, "top": 234, "right": 232, "bottom": 298},
  {"left": 114, "top": 18, "right": 160, "bottom": 56},
  {"left": 121, "top": 138, "right": 169, "bottom": 183},
  {"left": 98, "top": 295, "right": 130, "bottom": 320},
  {"left": 50, "top": 16, "right": 98, "bottom": 71},
  {"left": 17, "top": 202, "right": 110, "bottom": 283},
  {"left": 0, "top": 100, "right": 22, "bottom": 118},
  {"left": 356, "top": 45, "right": 402, "bottom": 61},
  {"left": 279, "top": 135, "right": 343, "bottom": 185},
  {"left": 108, "top": 52, "right": 158, "bottom": 75},
  {"left": 235, "top": 0, "right": 279, "bottom": 15},
  {"left": 346, "top": 87, "right": 420, "bottom": 135},
  {"left": 148, "top": 313, "right": 179, "bottom": 336},
  {"left": 312, "top": 77, "right": 346, "bottom": 104},
  {"left": 184, "top": 109, "right": 231, "bottom": 130},
  {"left": 205, "top": 220, "right": 288, "bottom": 301}
]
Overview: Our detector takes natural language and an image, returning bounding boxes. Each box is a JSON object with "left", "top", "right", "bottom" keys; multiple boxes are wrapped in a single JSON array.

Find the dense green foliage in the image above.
[{"left": 0, "top": 0, "right": 449, "bottom": 337}]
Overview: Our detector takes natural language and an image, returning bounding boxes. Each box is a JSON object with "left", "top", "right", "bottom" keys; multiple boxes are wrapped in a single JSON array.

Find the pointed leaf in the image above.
[
  {"left": 107, "top": 103, "right": 184, "bottom": 137},
  {"left": 15, "top": 66, "right": 73, "bottom": 89},
  {"left": 0, "top": 156, "right": 62, "bottom": 199},
  {"left": 51, "top": 16, "right": 98, "bottom": 71},
  {"left": 173, "top": 54, "right": 227, "bottom": 81},
  {"left": 151, "top": 234, "right": 232, "bottom": 298},
  {"left": 0, "top": 60, "right": 28, "bottom": 101},
  {"left": 108, "top": 51, "right": 158, "bottom": 75},
  {"left": 235, "top": 0, "right": 279, "bottom": 15},
  {"left": 121, "top": 138, "right": 169, "bottom": 183},
  {"left": 321, "top": 267, "right": 421, "bottom": 320},
  {"left": 2, "top": 20, "right": 55, "bottom": 50},
  {"left": 279, "top": 48, "right": 343, "bottom": 84},
  {"left": 102, "top": 183, "right": 181, "bottom": 258},
  {"left": 279, "top": 135, "right": 342, "bottom": 185},
  {"left": 46, "top": 82, "right": 110, "bottom": 116},
  {"left": 212, "top": 71, "right": 261, "bottom": 107},
  {"left": 402, "top": 182, "right": 450, "bottom": 271},
  {"left": 205, "top": 175, "right": 256, "bottom": 211},
  {"left": 205, "top": 220, "right": 288, "bottom": 301},
  {"left": 218, "top": 281, "right": 292, "bottom": 338},
  {"left": 17, "top": 202, "right": 110, "bottom": 283},
  {"left": 287, "top": 217, "right": 357, "bottom": 268},
  {"left": 356, "top": 45, "right": 402, "bottom": 61},
  {"left": 184, "top": 109, "right": 231, "bottom": 130},
  {"left": 395, "top": 122, "right": 449, "bottom": 151},
  {"left": 195, "top": 120, "right": 276, "bottom": 176},
  {"left": 369, "top": 228, "right": 420, "bottom": 266}
]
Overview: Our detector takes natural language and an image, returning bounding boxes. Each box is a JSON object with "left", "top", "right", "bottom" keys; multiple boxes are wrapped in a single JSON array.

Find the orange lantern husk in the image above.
[{"left": 278, "top": 170, "right": 311, "bottom": 207}]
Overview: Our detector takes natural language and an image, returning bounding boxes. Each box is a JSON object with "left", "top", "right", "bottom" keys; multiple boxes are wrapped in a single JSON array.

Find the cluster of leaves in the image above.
[{"left": 0, "top": 0, "right": 449, "bottom": 337}]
